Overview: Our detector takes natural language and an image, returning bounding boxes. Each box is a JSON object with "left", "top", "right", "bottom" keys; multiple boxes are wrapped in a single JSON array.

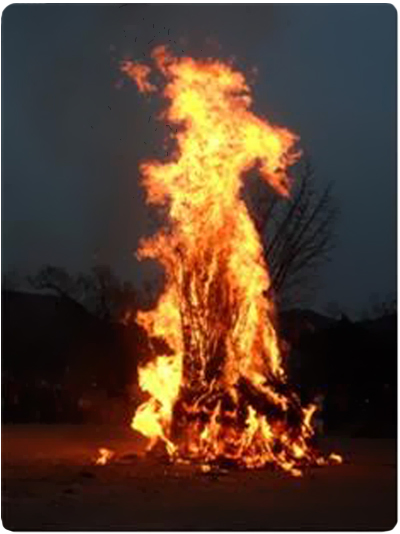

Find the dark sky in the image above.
[{"left": 2, "top": 4, "right": 397, "bottom": 316}]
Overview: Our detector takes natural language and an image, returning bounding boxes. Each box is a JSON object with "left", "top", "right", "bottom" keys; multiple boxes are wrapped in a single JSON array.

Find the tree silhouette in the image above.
[
  {"left": 28, "top": 264, "right": 137, "bottom": 322},
  {"left": 248, "top": 156, "right": 337, "bottom": 307}
]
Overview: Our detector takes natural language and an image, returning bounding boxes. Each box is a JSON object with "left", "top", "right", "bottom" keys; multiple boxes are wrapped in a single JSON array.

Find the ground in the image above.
[{"left": 2, "top": 425, "right": 396, "bottom": 530}]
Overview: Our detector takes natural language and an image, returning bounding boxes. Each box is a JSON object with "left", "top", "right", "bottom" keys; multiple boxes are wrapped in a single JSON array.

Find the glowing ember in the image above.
[
  {"left": 121, "top": 46, "right": 341, "bottom": 476},
  {"left": 95, "top": 447, "right": 115, "bottom": 466}
]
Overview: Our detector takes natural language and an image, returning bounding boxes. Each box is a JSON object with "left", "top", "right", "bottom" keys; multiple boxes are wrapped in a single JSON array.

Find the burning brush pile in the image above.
[{"left": 107, "top": 47, "right": 341, "bottom": 477}]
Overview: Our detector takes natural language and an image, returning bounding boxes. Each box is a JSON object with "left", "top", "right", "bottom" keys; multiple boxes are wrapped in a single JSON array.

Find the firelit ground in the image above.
[{"left": 2, "top": 425, "right": 396, "bottom": 530}]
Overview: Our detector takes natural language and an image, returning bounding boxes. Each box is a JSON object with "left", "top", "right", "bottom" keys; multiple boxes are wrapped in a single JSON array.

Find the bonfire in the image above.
[{"left": 113, "top": 46, "right": 341, "bottom": 477}]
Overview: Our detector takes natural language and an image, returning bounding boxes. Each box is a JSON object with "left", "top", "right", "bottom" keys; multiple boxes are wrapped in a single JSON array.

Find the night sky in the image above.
[{"left": 2, "top": 4, "right": 397, "bottom": 316}]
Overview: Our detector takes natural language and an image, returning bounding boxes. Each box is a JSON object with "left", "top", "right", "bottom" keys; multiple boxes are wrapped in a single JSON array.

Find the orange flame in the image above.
[{"left": 122, "top": 47, "right": 340, "bottom": 475}]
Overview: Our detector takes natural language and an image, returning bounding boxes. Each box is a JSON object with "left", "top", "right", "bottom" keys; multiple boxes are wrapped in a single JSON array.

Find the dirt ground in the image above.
[{"left": 1, "top": 425, "right": 397, "bottom": 530}]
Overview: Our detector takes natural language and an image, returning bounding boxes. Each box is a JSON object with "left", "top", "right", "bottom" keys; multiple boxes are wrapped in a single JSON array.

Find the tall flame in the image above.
[{"left": 121, "top": 47, "right": 340, "bottom": 476}]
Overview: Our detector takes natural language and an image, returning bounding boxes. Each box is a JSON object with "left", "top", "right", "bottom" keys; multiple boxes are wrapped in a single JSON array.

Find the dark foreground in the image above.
[{"left": 2, "top": 425, "right": 397, "bottom": 530}]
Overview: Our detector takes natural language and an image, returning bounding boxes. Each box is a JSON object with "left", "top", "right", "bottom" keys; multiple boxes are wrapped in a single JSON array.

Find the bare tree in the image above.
[
  {"left": 28, "top": 265, "right": 80, "bottom": 301},
  {"left": 28, "top": 264, "right": 137, "bottom": 322},
  {"left": 248, "top": 156, "right": 337, "bottom": 308},
  {"left": 361, "top": 294, "right": 397, "bottom": 320},
  {"left": 75, "top": 265, "right": 137, "bottom": 322}
]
